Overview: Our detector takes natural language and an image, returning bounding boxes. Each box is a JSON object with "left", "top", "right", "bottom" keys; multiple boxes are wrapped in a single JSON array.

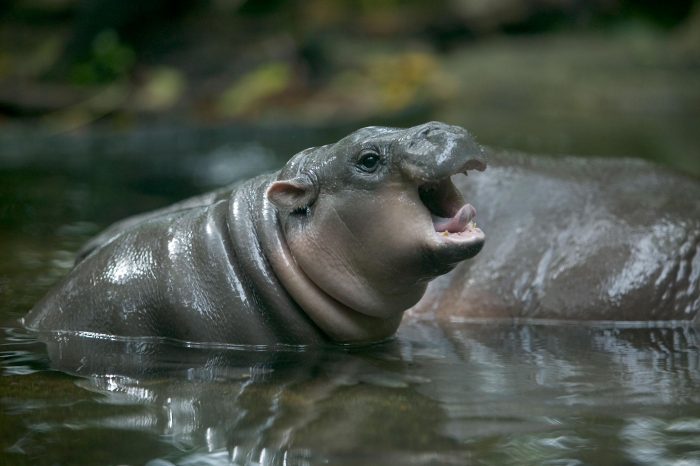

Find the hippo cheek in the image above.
[{"left": 285, "top": 193, "right": 437, "bottom": 318}]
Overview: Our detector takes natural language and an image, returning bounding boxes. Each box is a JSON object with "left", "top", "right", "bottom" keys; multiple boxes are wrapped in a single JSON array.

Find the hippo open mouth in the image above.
[{"left": 418, "top": 174, "right": 484, "bottom": 248}]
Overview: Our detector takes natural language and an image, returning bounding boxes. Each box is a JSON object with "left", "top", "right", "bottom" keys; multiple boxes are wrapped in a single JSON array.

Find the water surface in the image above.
[{"left": 1, "top": 127, "right": 699, "bottom": 465}]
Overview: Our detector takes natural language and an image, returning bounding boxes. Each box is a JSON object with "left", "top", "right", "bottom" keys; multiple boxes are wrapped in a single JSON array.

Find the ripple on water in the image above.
[
  {"left": 1, "top": 320, "right": 700, "bottom": 465},
  {"left": 0, "top": 327, "right": 49, "bottom": 376}
]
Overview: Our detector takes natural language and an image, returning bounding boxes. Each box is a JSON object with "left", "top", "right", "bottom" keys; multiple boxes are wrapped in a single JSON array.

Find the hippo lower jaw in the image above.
[{"left": 418, "top": 174, "right": 485, "bottom": 260}]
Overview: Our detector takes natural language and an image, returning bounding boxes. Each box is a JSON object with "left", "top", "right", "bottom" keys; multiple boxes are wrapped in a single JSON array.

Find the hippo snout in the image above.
[{"left": 397, "top": 121, "right": 486, "bottom": 182}]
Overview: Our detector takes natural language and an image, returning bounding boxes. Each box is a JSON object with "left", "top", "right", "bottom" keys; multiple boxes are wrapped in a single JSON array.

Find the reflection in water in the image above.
[
  {"left": 2, "top": 320, "right": 699, "bottom": 465},
  {"left": 622, "top": 417, "right": 700, "bottom": 466}
]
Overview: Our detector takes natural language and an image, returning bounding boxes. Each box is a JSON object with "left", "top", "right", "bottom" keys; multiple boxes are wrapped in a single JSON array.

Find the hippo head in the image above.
[{"left": 266, "top": 122, "right": 486, "bottom": 330}]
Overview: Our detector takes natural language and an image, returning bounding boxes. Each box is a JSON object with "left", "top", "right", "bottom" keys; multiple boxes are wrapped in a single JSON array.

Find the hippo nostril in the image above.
[
  {"left": 419, "top": 125, "right": 440, "bottom": 138},
  {"left": 418, "top": 123, "right": 449, "bottom": 139}
]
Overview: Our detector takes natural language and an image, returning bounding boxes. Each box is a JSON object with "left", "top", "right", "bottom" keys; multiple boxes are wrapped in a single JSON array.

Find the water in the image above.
[
  {"left": 2, "top": 126, "right": 700, "bottom": 465},
  {"left": 4, "top": 323, "right": 699, "bottom": 466}
]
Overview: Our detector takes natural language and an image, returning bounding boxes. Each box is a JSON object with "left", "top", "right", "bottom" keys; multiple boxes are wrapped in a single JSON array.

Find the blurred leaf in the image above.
[
  {"left": 69, "top": 30, "right": 135, "bottom": 85},
  {"left": 369, "top": 52, "right": 439, "bottom": 110},
  {"left": 41, "top": 83, "right": 129, "bottom": 132},
  {"left": 218, "top": 62, "right": 291, "bottom": 117},
  {"left": 135, "top": 67, "right": 186, "bottom": 111},
  {"left": 23, "top": 35, "right": 63, "bottom": 78},
  {"left": 323, "top": 52, "right": 444, "bottom": 116}
]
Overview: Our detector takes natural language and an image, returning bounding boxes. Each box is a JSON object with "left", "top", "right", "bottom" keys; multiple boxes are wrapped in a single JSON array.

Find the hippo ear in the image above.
[{"left": 266, "top": 177, "right": 317, "bottom": 212}]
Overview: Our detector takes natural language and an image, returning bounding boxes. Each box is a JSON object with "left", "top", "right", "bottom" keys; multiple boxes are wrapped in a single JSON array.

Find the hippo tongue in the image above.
[{"left": 432, "top": 204, "right": 476, "bottom": 233}]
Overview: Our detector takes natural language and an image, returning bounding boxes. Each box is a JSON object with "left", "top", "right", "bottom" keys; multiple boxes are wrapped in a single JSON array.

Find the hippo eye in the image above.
[{"left": 357, "top": 150, "right": 381, "bottom": 173}]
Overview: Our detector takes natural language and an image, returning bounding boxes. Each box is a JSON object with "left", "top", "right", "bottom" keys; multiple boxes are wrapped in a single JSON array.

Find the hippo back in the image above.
[{"left": 415, "top": 152, "right": 700, "bottom": 323}]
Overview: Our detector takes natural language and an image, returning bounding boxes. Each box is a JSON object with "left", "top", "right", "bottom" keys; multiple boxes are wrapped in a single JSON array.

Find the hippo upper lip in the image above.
[{"left": 461, "top": 158, "right": 487, "bottom": 173}]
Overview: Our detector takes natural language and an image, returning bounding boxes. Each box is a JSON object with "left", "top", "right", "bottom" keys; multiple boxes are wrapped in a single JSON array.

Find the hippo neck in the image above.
[
  {"left": 254, "top": 180, "right": 402, "bottom": 344},
  {"left": 224, "top": 176, "right": 327, "bottom": 344}
]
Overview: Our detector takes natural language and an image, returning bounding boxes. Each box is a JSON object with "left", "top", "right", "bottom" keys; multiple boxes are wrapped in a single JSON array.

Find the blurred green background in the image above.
[{"left": 1, "top": 0, "right": 699, "bottom": 174}]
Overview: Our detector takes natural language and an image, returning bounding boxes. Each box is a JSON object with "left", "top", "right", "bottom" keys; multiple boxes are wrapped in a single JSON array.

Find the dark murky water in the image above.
[{"left": 2, "top": 126, "right": 700, "bottom": 465}]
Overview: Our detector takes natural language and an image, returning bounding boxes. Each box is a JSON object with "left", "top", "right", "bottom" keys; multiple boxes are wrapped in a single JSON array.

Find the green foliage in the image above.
[
  {"left": 136, "top": 66, "right": 187, "bottom": 111},
  {"left": 69, "top": 29, "right": 135, "bottom": 85},
  {"left": 218, "top": 62, "right": 292, "bottom": 117}
]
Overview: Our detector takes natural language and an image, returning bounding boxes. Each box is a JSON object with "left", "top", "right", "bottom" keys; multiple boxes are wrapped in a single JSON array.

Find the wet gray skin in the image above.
[
  {"left": 23, "top": 122, "right": 487, "bottom": 345},
  {"left": 412, "top": 151, "right": 700, "bottom": 324}
]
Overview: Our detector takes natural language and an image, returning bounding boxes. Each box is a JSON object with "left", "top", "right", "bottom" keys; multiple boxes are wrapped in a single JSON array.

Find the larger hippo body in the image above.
[{"left": 414, "top": 151, "right": 700, "bottom": 324}]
